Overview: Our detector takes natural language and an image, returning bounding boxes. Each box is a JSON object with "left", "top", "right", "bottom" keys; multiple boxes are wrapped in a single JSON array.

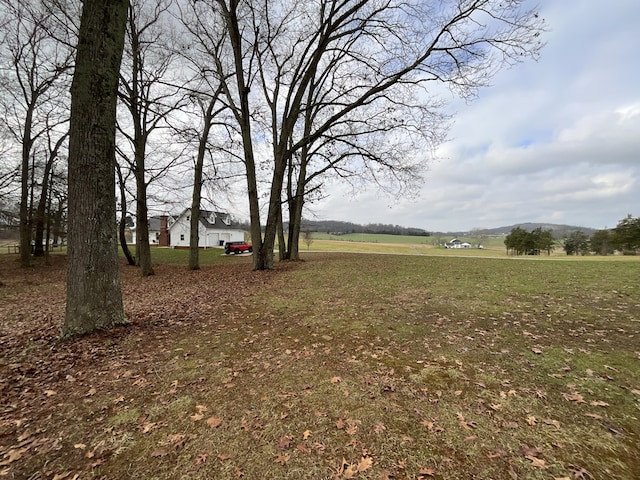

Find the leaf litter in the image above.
[{"left": 0, "top": 252, "right": 639, "bottom": 479}]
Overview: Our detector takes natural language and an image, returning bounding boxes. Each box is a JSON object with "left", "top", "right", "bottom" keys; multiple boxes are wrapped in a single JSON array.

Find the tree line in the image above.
[
  {"left": 301, "top": 220, "right": 429, "bottom": 237},
  {"left": 0, "top": 0, "right": 545, "bottom": 337},
  {"left": 562, "top": 214, "right": 640, "bottom": 256},
  {"left": 504, "top": 214, "right": 640, "bottom": 256}
]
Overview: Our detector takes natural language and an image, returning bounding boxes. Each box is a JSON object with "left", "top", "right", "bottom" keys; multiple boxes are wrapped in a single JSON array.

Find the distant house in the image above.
[
  {"left": 169, "top": 208, "right": 245, "bottom": 248},
  {"left": 444, "top": 238, "right": 471, "bottom": 249}
]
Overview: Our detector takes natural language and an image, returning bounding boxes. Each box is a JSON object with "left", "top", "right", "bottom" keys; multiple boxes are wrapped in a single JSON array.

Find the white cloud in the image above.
[{"left": 312, "top": 1, "right": 640, "bottom": 232}]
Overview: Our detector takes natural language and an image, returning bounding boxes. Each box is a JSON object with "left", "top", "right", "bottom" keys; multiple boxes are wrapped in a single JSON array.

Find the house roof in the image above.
[
  {"left": 149, "top": 217, "right": 162, "bottom": 231},
  {"left": 176, "top": 208, "right": 244, "bottom": 231}
]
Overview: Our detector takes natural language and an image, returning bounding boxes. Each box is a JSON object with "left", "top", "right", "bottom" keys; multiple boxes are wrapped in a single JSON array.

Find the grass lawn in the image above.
[{"left": 0, "top": 250, "right": 638, "bottom": 479}]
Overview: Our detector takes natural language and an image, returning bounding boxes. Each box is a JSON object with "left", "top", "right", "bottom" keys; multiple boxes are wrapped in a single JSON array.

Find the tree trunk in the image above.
[
  {"left": 135, "top": 164, "right": 154, "bottom": 276},
  {"left": 64, "top": 0, "right": 128, "bottom": 339},
  {"left": 287, "top": 193, "right": 304, "bottom": 261},
  {"left": 19, "top": 110, "right": 34, "bottom": 267},
  {"left": 116, "top": 163, "right": 135, "bottom": 265},
  {"left": 32, "top": 160, "right": 52, "bottom": 257},
  {"left": 34, "top": 133, "right": 67, "bottom": 256},
  {"left": 277, "top": 200, "right": 286, "bottom": 262},
  {"left": 189, "top": 98, "right": 215, "bottom": 271}
]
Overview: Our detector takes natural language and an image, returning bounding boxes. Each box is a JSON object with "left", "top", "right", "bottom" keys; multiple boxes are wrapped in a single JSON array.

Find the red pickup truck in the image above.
[{"left": 224, "top": 241, "right": 253, "bottom": 254}]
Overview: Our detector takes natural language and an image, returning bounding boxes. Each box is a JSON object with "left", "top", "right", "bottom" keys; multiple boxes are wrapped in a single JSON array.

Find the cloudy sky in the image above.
[{"left": 310, "top": 1, "right": 640, "bottom": 233}]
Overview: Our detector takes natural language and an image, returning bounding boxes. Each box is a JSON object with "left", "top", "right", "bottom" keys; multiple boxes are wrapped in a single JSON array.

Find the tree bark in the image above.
[
  {"left": 19, "top": 109, "right": 34, "bottom": 267},
  {"left": 135, "top": 152, "right": 154, "bottom": 276},
  {"left": 64, "top": 0, "right": 128, "bottom": 339},
  {"left": 34, "top": 133, "right": 67, "bottom": 257},
  {"left": 116, "top": 163, "right": 135, "bottom": 265}
]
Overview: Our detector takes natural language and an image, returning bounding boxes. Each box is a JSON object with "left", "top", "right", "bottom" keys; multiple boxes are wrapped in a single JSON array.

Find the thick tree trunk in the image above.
[
  {"left": 287, "top": 193, "right": 304, "bottom": 261},
  {"left": 64, "top": 0, "right": 128, "bottom": 339},
  {"left": 188, "top": 99, "right": 215, "bottom": 271},
  {"left": 277, "top": 201, "right": 286, "bottom": 261},
  {"left": 135, "top": 169, "right": 154, "bottom": 276},
  {"left": 19, "top": 111, "right": 34, "bottom": 267}
]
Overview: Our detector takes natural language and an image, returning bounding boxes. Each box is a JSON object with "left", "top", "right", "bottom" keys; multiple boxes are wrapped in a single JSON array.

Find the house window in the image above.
[
  {"left": 186, "top": 216, "right": 190, "bottom": 221},
  {"left": 180, "top": 234, "right": 184, "bottom": 241}
]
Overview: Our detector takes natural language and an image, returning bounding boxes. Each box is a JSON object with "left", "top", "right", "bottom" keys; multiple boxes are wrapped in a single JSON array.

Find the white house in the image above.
[
  {"left": 444, "top": 238, "right": 471, "bottom": 249},
  {"left": 169, "top": 208, "right": 246, "bottom": 248}
]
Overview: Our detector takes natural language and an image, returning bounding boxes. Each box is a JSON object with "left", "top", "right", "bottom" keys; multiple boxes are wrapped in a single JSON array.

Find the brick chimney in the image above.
[{"left": 159, "top": 215, "right": 169, "bottom": 246}]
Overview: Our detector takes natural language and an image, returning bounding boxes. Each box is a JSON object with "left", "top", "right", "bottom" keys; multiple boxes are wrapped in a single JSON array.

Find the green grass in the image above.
[{"left": 1, "top": 251, "right": 639, "bottom": 479}]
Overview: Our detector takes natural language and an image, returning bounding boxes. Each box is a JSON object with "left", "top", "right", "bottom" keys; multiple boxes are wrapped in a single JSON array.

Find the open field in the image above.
[{"left": 1, "top": 250, "right": 639, "bottom": 479}]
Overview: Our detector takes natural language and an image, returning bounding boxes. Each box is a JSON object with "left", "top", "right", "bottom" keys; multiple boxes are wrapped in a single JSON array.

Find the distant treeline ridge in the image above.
[{"left": 298, "top": 219, "right": 430, "bottom": 237}]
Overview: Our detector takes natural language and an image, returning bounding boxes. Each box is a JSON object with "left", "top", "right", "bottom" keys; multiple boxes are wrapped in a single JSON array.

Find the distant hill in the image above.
[
  {"left": 298, "top": 219, "right": 430, "bottom": 237},
  {"left": 299, "top": 219, "right": 597, "bottom": 239},
  {"left": 464, "top": 223, "right": 598, "bottom": 238}
]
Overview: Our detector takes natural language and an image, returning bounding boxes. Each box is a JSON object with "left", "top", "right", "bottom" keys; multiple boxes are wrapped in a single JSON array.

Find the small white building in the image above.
[
  {"left": 169, "top": 208, "right": 246, "bottom": 248},
  {"left": 444, "top": 238, "right": 471, "bottom": 249}
]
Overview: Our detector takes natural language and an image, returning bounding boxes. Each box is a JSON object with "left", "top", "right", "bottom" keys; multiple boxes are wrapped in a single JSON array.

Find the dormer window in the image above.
[
  {"left": 222, "top": 215, "right": 231, "bottom": 226},
  {"left": 208, "top": 212, "right": 217, "bottom": 224}
]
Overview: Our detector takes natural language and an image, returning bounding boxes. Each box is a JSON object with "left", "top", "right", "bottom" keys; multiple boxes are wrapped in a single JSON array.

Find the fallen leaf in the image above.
[
  {"left": 1, "top": 448, "right": 26, "bottom": 464},
  {"left": 526, "top": 416, "right": 537, "bottom": 426},
  {"left": 563, "top": 392, "right": 585, "bottom": 403},
  {"left": 194, "top": 453, "right": 208, "bottom": 466},
  {"left": 357, "top": 456, "right": 373, "bottom": 472},
  {"left": 44, "top": 390, "right": 57, "bottom": 396},
  {"left": 303, "top": 429, "right": 312, "bottom": 440},
  {"left": 589, "top": 400, "right": 609, "bottom": 407},
  {"left": 151, "top": 449, "right": 169, "bottom": 458},
  {"left": 142, "top": 422, "right": 157, "bottom": 433},
  {"left": 276, "top": 435, "right": 293, "bottom": 450},
  {"left": 296, "top": 443, "right": 311, "bottom": 453},
  {"left": 274, "top": 453, "right": 290, "bottom": 465},
  {"left": 418, "top": 467, "right": 435, "bottom": 478},
  {"left": 190, "top": 413, "right": 203, "bottom": 421},
  {"left": 343, "top": 464, "right": 358, "bottom": 479},
  {"left": 543, "top": 418, "right": 561, "bottom": 429},
  {"left": 487, "top": 449, "right": 507, "bottom": 459},
  {"left": 525, "top": 455, "right": 547, "bottom": 469},
  {"left": 206, "top": 417, "right": 222, "bottom": 428},
  {"left": 73, "top": 443, "right": 86, "bottom": 450},
  {"left": 217, "top": 453, "right": 231, "bottom": 462},
  {"left": 531, "top": 348, "right": 543, "bottom": 354},
  {"left": 456, "top": 413, "right": 477, "bottom": 430},
  {"left": 331, "top": 376, "right": 342, "bottom": 383},
  {"left": 374, "top": 423, "right": 386, "bottom": 434},
  {"left": 345, "top": 424, "right": 358, "bottom": 436},
  {"left": 420, "top": 419, "right": 434, "bottom": 429}
]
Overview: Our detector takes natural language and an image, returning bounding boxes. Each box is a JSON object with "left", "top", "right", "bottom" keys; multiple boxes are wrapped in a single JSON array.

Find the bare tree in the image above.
[
  {"left": 64, "top": 0, "right": 128, "bottom": 338},
  {"left": 0, "top": 0, "right": 73, "bottom": 266},
  {"left": 33, "top": 123, "right": 68, "bottom": 256},
  {"left": 118, "top": 0, "right": 185, "bottom": 276},
  {"left": 184, "top": 0, "right": 544, "bottom": 270}
]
